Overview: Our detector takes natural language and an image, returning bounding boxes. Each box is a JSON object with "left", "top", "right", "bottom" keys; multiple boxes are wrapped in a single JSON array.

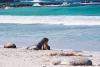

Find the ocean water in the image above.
[
  {"left": 0, "top": 23, "right": 100, "bottom": 51},
  {"left": 0, "top": 5, "right": 100, "bottom": 16},
  {"left": 0, "top": 4, "right": 100, "bottom": 51}
]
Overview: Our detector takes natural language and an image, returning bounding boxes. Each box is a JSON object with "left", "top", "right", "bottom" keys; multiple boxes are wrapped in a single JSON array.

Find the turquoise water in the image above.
[
  {"left": 0, "top": 24, "right": 100, "bottom": 51},
  {"left": 0, "top": 5, "right": 100, "bottom": 16},
  {"left": 0, "top": 4, "right": 100, "bottom": 51}
]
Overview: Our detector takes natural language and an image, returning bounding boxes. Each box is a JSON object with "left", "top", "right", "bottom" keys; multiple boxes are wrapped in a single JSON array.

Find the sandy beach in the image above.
[{"left": 0, "top": 48, "right": 99, "bottom": 67}]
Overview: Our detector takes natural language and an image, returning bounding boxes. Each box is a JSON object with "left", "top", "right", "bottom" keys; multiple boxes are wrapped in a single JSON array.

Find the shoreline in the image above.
[
  {"left": 0, "top": 48, "right": 100, "bottom": 67},
  {"left": 0, "top": 15, "right": 100, "bottom": 25}
]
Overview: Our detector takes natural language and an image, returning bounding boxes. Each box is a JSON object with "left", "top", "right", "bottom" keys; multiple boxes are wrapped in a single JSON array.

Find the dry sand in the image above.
[{"left": 0, "top": 48, "right": 100, "bottom": 67}]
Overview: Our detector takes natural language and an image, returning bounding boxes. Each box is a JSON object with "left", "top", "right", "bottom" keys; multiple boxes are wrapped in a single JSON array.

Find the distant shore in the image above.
[
  {"left": 0, "top": 48, "right": 99, "bottom": 67},
  {"left": 0, "top": 2, "right": 100, "bottom": 8}
]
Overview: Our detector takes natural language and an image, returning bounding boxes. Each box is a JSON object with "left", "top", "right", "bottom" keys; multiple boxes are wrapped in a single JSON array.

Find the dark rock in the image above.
[{"left": 52, "top": 60, "right": 61, "bottom": 65}]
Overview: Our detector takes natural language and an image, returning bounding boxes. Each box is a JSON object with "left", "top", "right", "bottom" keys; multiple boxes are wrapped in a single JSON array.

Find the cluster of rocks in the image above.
[
  {"left": 49, "top": 50, "right": 91, "bottom": 56},
  {"left": 49, "top": 51, "right": 79, "bottom": 56}
]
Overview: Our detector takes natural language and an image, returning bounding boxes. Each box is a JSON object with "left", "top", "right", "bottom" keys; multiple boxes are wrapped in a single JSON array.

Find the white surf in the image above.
[{"left": 0, "top": 15, "right": 100, "bottom": 25}]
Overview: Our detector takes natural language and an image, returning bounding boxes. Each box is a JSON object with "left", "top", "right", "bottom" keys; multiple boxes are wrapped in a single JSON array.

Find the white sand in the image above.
[{"left": 0, "top": 48, "right": 100, "bottom": 67}]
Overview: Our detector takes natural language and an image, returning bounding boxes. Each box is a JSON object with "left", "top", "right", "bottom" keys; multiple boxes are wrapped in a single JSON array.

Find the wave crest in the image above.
[{"left": 0, "top": 15, "right": 100, "bottom": 25}]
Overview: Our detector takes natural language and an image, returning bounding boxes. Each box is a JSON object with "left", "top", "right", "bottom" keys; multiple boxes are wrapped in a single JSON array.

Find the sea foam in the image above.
[{"left": 0, "top": 15, "right": 100, "bottom": 25}]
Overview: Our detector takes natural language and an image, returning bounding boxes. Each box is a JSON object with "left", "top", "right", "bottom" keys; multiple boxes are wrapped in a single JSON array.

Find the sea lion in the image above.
[
  {"left": 35, "top": 38, "right": 50, "bottom": 50},
  {"left": 52, "top": 57, "right": 92, "bottom": 66},
  {"left": 4, "top": 42, "right": 16, "bottom": 48},
  {"left": 68, "top": 56, "right": 92, "bottom": 66}
]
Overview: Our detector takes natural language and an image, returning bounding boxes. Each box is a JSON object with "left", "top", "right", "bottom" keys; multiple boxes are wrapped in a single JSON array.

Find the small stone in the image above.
[
  {"left": 98, "top": 64, "right": 100, "bottom": 66},
  {"left": 49, "top": 52, "right": 58, "bottom": 56},
  {"left": 42, "top": 65, "right": 46, "bottom": 67},
  {"left": 52, "top": 60, "right": 61, "bottom": 65}
]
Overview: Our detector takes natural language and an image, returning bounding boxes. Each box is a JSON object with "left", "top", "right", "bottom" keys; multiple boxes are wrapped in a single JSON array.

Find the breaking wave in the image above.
[{"left": 0, "top": 15, "right": 100, "bottom": 25}]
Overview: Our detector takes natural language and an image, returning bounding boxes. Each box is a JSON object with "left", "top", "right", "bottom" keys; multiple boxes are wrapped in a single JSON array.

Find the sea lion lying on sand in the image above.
[
  {"left": 52, "top": 57, "right": 92, "bottom": 66},
  {"left": 68, "top": 56, "right": 92, "bottom": 66},
  {"left": 4, "top": 42, "right": 16, "bottom": 48}
]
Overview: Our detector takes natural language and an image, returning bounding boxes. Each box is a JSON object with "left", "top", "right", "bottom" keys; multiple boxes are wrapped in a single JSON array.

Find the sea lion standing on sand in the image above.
[{"left": 34, "top": 38, "right": 50, "bottom": 50}]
